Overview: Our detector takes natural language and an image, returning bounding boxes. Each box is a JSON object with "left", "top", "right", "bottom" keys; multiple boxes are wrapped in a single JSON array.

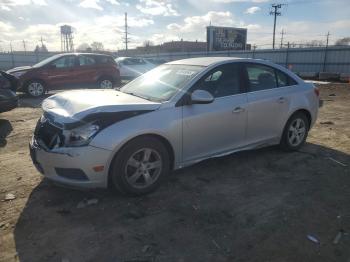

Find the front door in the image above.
[
  {"left": 46, "top": 55, "right": 78, "bottom": 88},
  {"left": 76, "top": 55, "right": 98, "bottom": 86},
  {"left": 182, "top": 63, "right": 247, "bottom": 163}
]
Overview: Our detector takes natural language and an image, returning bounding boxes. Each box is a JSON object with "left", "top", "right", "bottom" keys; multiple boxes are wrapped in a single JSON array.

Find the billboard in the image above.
[{"left": 207, "top": 26, "right": 247, "bottom": 51}]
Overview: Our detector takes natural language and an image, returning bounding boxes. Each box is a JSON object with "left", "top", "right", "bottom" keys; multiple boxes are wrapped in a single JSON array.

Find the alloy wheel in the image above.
[
  {"left": 288, "top": 118, "right": 306, "bottom": 146},
  {"left": 28, "top": 82, "right": 44, "bottom": 97},
  {"left": 125, "top": 148, "right": 162, "bottom": 189},
  {"left": 100, "top": 79, "right": 113, "bottom": 89}
]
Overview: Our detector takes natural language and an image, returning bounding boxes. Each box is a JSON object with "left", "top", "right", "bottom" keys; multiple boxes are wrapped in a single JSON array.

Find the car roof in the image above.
[
  {"left": 59, "top": 53, "right": 112, "bottom": 57},
  {"left": 116, "top": 57, "right": 144, "bottom": 60},
  {"left": 166, "top": 57, "right": 246, "bottom": 67}
]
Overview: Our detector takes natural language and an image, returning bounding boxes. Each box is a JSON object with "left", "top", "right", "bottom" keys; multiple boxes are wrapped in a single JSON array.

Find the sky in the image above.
[{"left": 0, "top": 0, "right": 349, "bottom": 52}]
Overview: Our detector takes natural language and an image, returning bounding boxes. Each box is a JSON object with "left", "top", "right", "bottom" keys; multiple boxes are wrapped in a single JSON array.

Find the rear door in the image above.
[
  {"left": 76, "top": 55, "right": 97, "bottom": 86},
  {"left": 46, "top": 55, "right": 78, "bottom": 88},
  {"left": 244, "top": 63, "right": 293, "bottom": 145},
  {"left": 182, "top": 63, "right": 248, "bottom": 162}
]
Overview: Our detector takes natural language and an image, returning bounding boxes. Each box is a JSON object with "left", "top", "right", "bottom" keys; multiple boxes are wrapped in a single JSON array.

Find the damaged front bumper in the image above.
[{"left": 29, "top": 136, "right": 112, "bottom": 189}]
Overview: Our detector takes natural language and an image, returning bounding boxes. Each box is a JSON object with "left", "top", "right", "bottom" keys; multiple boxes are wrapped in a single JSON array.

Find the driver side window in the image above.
[
  {"left": 196, "top": 63, "right": 242, "bottom": 98},
  {"left": 51, "top": 56, "right": 76, "bottom": 69}
]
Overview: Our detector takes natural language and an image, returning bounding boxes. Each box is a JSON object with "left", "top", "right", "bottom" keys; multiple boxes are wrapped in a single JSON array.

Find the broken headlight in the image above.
[{"left": 63, "top": 123, "right": 100, "bottom": 147}]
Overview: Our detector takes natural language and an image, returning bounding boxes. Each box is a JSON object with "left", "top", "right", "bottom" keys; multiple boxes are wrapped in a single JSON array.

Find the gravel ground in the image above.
[{"left": 0, "top": 83, "right": 349, "bottom": 262}]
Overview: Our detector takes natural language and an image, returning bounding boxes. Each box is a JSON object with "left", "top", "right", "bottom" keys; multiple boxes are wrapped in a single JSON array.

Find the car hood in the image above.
[
  {"left": 42, "top": 89, "right": 161, "bottom": 126},
  {"left": 6, "top": 66, "right": 32, "bottom": 74}
]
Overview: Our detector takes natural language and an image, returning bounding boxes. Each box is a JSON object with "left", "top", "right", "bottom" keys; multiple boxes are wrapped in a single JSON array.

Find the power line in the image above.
[{"left": 269, "top": 3, "right": 283, "bottom": 49}]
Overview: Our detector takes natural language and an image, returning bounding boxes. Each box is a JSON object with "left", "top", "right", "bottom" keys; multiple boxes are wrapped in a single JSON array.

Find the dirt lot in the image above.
[{"left": 0, "top": 84, "right": 349, "bottom": 262}]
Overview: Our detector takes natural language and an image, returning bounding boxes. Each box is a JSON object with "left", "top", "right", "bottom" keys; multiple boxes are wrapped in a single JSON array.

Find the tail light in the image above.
[{"left": 314, "top": 87, "right": 320, "bottom": 97}]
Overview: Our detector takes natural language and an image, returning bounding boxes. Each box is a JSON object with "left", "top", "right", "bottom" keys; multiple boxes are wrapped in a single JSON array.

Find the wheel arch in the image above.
[
  {"left": 97, "top": 74, "right": 114, "bottom": 83},
  {"left": 23, "top": 78, "right": 48, "bottom": 90},
  {"left": 288, "top": 108, "right": 312, "bottom": 127},
  {"left": 107, "top": 133, "right": 175, "bottom": 187},
  {"left": 280, "top": 108, "right": 312, "bottom": 143}
]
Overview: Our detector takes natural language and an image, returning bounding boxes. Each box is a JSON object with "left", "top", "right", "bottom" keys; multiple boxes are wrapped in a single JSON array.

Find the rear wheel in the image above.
[
  {"left": 280, "top": 112, "right": 309, "bottom": 151},
  {"left": 26, "top": 80, "right": 46, "bottom": 97},
  {"left": 110, "top": 137, "right": 170, "bottom": 195},
  {"left": 98, "top": 77, "right": 113, "bottom": 89}
]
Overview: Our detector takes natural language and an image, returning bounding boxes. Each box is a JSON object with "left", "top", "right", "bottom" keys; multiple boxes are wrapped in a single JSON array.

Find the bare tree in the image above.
[
  {"left": 90, "top": 42, "right": 104, "bottom": 51},
  {"left": 307, "top": 40, "right": 324, "bottom": 47},
  {"left": 143, "top": 40, "right": 154, "bottom": 47},
  {"left": 335, "top": 37, "right": 350, "bottom": 46},
  {"left": 76, "top": 43, "right": 91, "bottom": 51},
  {"left": 143, "top": 40, "right": 154, "bottom": 53}
]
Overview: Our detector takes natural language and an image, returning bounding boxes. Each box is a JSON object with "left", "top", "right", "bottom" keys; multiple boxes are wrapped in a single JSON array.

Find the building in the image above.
[
  {"left": 161, "top": 40, "right": 207, "bottom": 52},
  {"left": 118, "top": 40, "right": 207, "bottom": 56}
]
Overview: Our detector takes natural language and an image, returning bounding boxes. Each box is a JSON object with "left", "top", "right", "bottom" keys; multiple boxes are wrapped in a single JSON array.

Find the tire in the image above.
[
  {"left": 26, "top": 80, "right": 46, "bottom": 97},
  {"left": 98, "top": 77, "right": 114, "bottom": 89},
  {"left": 280, "top": 112, "right": 310, "bottom": 151},
  {"left": 110, "top": 136, "right": 170, "bottom": 196}
]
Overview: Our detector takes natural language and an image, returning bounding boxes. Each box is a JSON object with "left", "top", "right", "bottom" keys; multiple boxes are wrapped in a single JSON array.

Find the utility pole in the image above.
[
  {"left": 325, "top": 31, "right": 330, "bottom": 47},
  {"left": 270, "top": 4, "right": 282, "bottom": 49},
  {"left": 10, "top": 41, "right": 14, "bottom": 67},
  {"left": 40, "top": 36, "right": 44, "bottom": 47},
  {"left": 22, "top": 39, "right": 27, "bottom": 54},
  {"left": 123, "top": 12, "right": 130, "bottom": 54},
  {"left": 252, "top": 44, "right": 257, "bottom": 58},
  {"left": 280, "top": 29, "right": 285, "bottom": 48},
  {"left": 323, "top": 31, "right": 330, "bottom": 72}
]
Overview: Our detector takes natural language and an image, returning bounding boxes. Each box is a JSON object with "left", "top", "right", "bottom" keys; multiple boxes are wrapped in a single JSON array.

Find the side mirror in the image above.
[{"left": 190, "top": 90, "right": 214, "bottom": 104}]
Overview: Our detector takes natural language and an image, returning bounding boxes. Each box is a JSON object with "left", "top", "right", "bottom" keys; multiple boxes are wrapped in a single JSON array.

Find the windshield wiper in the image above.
[{"left": 123, "top": 91, "right": 153, "bottom": 101}]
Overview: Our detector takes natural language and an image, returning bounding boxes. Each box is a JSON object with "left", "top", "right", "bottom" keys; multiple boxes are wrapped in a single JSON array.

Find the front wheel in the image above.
[
  {"left": 280, "top": 112, "right": 309, "bottom": 151},
  {"left": 110, "top": 137, "right": 170, "bottom": 196},
  {"left": 26, "top": 80, "right": 46, "bottom": 97}
]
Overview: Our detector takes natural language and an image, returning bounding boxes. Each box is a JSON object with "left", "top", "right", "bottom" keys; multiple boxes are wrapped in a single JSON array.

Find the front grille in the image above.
[{"left": 34, "top": 117, "right": 64, "bottom": 149}]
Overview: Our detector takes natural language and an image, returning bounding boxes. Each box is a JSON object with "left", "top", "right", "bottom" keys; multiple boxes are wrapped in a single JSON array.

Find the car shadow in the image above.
[
  {"left": 13, "top": 143, "right": 350, "bottom": 261},
  {"left": 0, "top": 119, "right": 13, "bottom": 147},
  {"left": 17, "top": 92, "right": 53, "bottom": 109}
]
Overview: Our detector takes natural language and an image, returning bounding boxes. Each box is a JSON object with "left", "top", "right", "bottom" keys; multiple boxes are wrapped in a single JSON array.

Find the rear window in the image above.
[
  {"left": 275, "top": 69, "right": 297, "bottom": 87},
  {"left": 122, "top": 58, "right": 146, "bottom": 65},
  {"left": 79, "top": 55, "right": 96, "bottom": 66},
  {"left": 246, "top": 64, "right": 277, "bottom": 91},
  {"left": 95, "top": 56, "right": 115, "bottom": 64}
]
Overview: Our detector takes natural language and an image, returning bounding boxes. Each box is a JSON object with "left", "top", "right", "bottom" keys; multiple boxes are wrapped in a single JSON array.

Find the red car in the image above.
[{"left": 7, "top": 53, "right": 121, "bottom": 97}]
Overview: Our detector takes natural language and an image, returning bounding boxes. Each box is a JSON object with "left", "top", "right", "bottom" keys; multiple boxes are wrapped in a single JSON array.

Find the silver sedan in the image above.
[{"left": 30, "top": 57, "right": 319, "bottom": 195}]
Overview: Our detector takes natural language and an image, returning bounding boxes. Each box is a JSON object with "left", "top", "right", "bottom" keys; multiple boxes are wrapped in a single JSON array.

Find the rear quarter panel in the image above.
[{"left": 286, "top": 82, "right": 319, "bottom": 129}]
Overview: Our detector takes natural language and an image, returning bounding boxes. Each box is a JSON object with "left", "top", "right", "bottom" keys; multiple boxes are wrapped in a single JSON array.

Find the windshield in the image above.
[
  {"left": 120, "top": 64, "right": 203, "bottom": 102},
  {"left": 33, "top": 54, "right": 65, "bottom": 68}
]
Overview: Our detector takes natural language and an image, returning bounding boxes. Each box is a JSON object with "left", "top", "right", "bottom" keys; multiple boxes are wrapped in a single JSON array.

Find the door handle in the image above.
[
  {"left": 232, "top": 107, "right": 245, "bottom": 113},
  {"left": 277, "top": 97, "right": 286, "bottom": 103}
]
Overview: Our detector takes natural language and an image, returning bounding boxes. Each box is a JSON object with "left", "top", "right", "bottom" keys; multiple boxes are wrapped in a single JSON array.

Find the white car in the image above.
[
  {"left": 30, "top": 57, "right": 319, "bottom": 195},
  {"left": 115, "top": 57, "right": 157, "bottom": 80}
]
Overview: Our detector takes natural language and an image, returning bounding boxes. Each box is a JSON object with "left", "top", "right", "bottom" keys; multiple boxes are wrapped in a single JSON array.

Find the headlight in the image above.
[
  {"left": 63, "top": 124, "right": 100, "bottom": 147},
  {"left": 12, "top": 71, "right": 26, "bottom": 78}
]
